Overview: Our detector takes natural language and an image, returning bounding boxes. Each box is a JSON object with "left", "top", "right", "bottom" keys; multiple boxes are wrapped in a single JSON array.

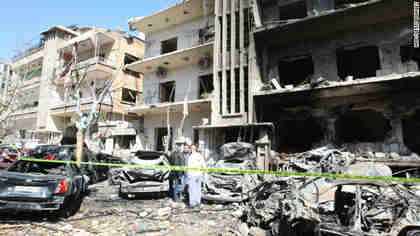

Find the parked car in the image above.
[
  {"left": 0, "top": 145, "right": 19, "bottom": 169},
  {"left": 0, "top": 151, "right": 89, "bottom": 217},
  {"left": 108, "top": 151, "right": 171, "bottom": 198}
]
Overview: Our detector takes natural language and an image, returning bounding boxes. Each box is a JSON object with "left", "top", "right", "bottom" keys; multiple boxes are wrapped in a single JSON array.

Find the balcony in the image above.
[
  {"left": 50, "top": 97, "right": 113, "bottom": 117},
  {"left": 127, "top": 98, "right": 211, "bottom": 116},
  {"left": 54, "top": 56, "right": 116, "bottom": 85},
  {"left": 126, "top": 42, "right": 213, "bottom": 75},
  {"left": 13, "top": 106, "right": 38, "bottom": 120},
  {"left": 129, "top": 0, "right": 214, "bottom": 34}
]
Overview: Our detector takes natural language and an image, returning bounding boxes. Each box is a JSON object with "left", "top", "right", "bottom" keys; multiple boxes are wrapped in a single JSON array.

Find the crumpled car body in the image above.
[
  {"left": 245, "top": 177, "right": 420, "bottom": 236},
  {"left": 203, "top": 142, "right": 261, "bottom": 202},
  {"left": 0, "top": 154, "right": 89, "bottom": 217},
  {"left": 108, "top": 151, "right": 171, "bottom": 196}
]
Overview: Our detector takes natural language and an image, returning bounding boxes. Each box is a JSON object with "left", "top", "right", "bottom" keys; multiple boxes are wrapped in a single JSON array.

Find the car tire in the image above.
[
  {"left": 407, "top": 229, "right": 420, "bottom": 236},
  {"left": 56, "top": 194, "right": 83, "bottom": 218}
]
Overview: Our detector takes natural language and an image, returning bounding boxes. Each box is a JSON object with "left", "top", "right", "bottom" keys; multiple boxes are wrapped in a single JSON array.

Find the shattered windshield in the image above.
[{"left": 8, "top": 160, "right": 70, "bottom": 176}]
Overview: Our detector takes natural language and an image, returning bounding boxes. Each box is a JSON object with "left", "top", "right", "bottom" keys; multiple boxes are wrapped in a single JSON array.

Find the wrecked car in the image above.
[
  {"left": 244, "top": 177, "right": 420, "bottom": 236},
  {"left": 203, "top": 142, "right": 261, "bottom": 202},
  {"left": 25, "top": 145, "right": 117, "bottom": 184},
  {"left": 108, "top": 151, "right": 171, "bottom": 197},
  {"left": 0, "top": 145, "right": 19, "bottom": 169},
  {"left": 0, "top": 151, "right": 89, "bottom": 218}
]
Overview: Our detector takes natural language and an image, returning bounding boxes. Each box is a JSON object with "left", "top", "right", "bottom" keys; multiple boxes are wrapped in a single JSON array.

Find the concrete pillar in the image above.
[
  {"left": 383, "top": 111, "right": 410, "bottom": 154},
  {"left": 256, "top": 128, "right": 271, "bottom": 171}
]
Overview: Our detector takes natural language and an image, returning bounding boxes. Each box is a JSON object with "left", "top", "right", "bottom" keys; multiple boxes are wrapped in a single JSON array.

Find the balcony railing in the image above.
[
  {"left": 12, "top": 42, "right": 45, "bottom": 62},
  {"left": 13, "top": 106, "right": 38, "bottom": 115},
  {"left": 52, "top": 97, "right": 113, "bottom": 109},
  {"left": 72, "top": 56, "right": 116, "bottom": 71}
]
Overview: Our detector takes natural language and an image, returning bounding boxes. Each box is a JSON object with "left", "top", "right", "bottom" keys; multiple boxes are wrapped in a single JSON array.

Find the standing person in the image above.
[
  {"left": 169, "top": 143, "right": 187, "bottom": 202},
  {"left": 186, "top": 144, "right": 206, "bottom": 208}
]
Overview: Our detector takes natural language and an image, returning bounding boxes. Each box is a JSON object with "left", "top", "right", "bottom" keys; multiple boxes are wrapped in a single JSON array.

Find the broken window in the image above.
[
  {"left": 114, "top": 135, "right": 136, "bottom": 150},
  {"left": 194, "top": 129, "right": 199, "bottom": 145},
  {"left": 121, "top": 88, "right": 137, "bottom": 104},
  {"left": 336, "top": 46, "right": 381, "bottom": 80},
  {"left": 400, "top": 45, "right": 420, "bottom": 71},
  {"left": 155, "top": 128, "right": 173, "bottom": 151},
  {"left": 199, "top": 74, "right": 214, "bottom": 99},
  {"left": 275, "top": 117, "right": 324, "bottom": 153},
  {"left": 278, "top": 1, "right": 308, "bottom": 20},
  {"left": 161, "top": 37, "right": 178, "bottom": 54},
  {"left": 335, "top": 110, "right": 391, "bottom": 143},
  {"left": 123, "top": 53, "right": 141, "bottom": 78},
  {"left": 278, "top": 55, "right": 314, "bottom": 87},
  {"left": 227, "top": 14, "right": 231, "bottom": 51},
  {"left": 160, "top": 81, "right": 175, "bottom": 103},
  {"left": 402, "top": 109, "right": 420, "bottom": 154}
]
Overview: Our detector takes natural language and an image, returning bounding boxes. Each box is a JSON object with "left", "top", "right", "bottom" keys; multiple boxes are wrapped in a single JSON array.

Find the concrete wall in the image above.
[
  {"left": 142, "top": 65, "right": 212, "bottom": 105},
  {"left": 145, "top": 16, "right": 213, "bottom": 58}
]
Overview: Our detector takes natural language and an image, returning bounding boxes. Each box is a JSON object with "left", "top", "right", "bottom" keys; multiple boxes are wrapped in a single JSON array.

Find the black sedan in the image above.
[{"left": 0, "top": 151, "right": 89, "bottom": 218}]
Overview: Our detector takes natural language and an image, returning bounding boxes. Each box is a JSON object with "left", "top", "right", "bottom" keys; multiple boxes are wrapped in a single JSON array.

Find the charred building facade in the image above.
[{"left": 252, "top": 0, "right": 419, "bottom": 157}]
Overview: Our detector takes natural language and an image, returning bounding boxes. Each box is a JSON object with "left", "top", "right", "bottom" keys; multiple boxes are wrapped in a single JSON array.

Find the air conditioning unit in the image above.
[
  {"left": 155, "top": 66, "right": 168, "bottom": 78},
  {"left": 198, "top": 56, "right": 211, "bottom": 70}
]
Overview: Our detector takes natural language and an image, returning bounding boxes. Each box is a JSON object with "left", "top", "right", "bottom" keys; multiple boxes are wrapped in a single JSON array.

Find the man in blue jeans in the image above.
[{"left": 170, "top": 142, "right": 190, "bottom": 201}]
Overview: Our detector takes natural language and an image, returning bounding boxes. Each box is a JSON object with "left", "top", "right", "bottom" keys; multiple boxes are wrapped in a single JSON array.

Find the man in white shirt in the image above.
[{"left": 186, "top": 144, "right": 206, "bottom": 208}]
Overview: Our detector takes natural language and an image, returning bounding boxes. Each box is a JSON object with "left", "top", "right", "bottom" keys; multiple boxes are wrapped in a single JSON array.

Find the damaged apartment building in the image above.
[
  {"left": 126, "top": 0, "right": 273, "bottom": 163},
  {"left": 252, "top": 0, "right": 419, "bottom": 159},
  {"left": 10, "top": 25, "right": 145, "bottom": 155}
]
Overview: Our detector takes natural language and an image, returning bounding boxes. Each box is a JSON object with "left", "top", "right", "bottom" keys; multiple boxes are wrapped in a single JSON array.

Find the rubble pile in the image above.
[{"left": 203, "top": 142, "right": 262, "bottom": 202}]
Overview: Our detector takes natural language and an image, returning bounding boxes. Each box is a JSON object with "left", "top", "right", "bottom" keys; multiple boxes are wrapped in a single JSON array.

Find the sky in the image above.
[{"left": 0, "top": 0, "right": 182, "bottom": 62}]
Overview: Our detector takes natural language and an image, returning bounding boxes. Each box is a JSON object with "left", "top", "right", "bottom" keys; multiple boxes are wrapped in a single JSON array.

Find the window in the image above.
[
  {"left": 121, "top": 88, "right": 137, "bottom": 104},
  {"left": 155, "top": 128, "right": 173, "bottom": 151},
  {"left": 336, "top": 46, "right": 381, "bottom": 80},
  {"left": 199, "top": 74, "right": 214, "bottom": 99},
  {"left": 278, "top": 1, "right": 308, "bottom": 20},
  {"left": 400, "top": 45, "right": 420, "bottom": 70},
  {"left": 194, "top": 129, "right": 199, "bottom": 145},
  {"left": 161, "top": 38, "right": 178, "bottom": 54},
  {"left": 278, "top": 55, "right": 314, "bottom": 86},
  {"left": 123, "top": 54, "right": 141, "bottom": 78},
  {"left": 115, "top": 135, "right": 136, "bottom": 150},
  {"left": 160, "top": 81, "right": 175, "bottom": 103}
]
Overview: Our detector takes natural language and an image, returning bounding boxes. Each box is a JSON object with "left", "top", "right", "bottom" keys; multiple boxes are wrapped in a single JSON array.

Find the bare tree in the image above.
[
  {"left": 0, "top": 65, "right": 25, "bottom": 140},
  {"left": 53, "top": 42, "right": 115, "bottom": 166}
]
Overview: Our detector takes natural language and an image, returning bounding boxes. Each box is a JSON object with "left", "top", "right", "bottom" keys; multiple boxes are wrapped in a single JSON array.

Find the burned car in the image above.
[
  {"left": 244, "top": 177, "right": 420, "bottom": 236},
  {"left": 0, "top": 151, "right": 89, "bottom": 218},
  {"left": 0, "top": 145, "right": 19, "bottom": 169},
  {"left": 108, "top": 151, "right": 171, "bottom": 197},
  {"left": 203, "top": 142, "right": 261, "bottom": 202}
]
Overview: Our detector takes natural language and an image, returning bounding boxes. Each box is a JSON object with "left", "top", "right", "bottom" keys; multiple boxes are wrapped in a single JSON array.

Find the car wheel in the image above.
[
  {"left": 56, "top": 194, "right": 83, "bottom": 218},
  {"left": 407, "top": 229, "right": 420, "bottom": 236}
]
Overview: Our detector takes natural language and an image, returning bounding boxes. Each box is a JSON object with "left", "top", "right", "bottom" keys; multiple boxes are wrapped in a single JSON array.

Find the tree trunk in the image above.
[{"left": 76, "top": 130, "right": 84, "bottom": 167}]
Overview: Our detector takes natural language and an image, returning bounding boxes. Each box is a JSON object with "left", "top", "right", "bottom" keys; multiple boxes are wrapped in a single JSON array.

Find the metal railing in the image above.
[
  {"left": 72, "top": 56, "right": 116, "bottom": 70},
  {"left": 52, "top": 96, "right": 113, "bottom": 110}
]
